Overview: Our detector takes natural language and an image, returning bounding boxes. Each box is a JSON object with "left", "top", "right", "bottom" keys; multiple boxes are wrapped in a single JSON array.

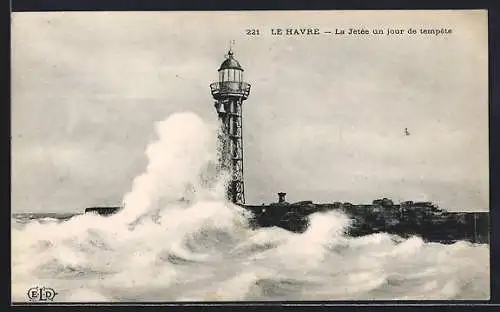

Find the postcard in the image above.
[{"left": 11, "top": 10, "right": 489, "bottom": 302}]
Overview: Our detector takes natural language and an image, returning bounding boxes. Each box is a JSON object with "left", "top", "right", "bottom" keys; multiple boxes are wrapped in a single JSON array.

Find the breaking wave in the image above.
[{"left": 12, "top": 112, "right": 489, "bottom": 302}]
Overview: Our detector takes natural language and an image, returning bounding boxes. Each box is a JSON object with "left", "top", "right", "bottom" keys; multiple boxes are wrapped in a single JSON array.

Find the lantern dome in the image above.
[{"left": 218, "top": 50, "right": 243, "bottom": 71}]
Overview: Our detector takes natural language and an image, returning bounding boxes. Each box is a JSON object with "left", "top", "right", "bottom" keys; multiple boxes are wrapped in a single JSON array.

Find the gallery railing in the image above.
[{"left": 210, "top": 81, "right": 251, "bottom": 99}]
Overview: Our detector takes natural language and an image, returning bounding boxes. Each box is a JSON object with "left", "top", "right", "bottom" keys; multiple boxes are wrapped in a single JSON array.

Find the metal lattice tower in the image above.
[{"left": 210, "top": 49, "right": 251, "bottom": 204}]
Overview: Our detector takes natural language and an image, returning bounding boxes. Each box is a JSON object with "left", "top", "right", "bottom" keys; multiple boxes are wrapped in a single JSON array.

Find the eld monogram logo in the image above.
[{"left": 27, "top": 286, "right": 58, "bottom": 302}]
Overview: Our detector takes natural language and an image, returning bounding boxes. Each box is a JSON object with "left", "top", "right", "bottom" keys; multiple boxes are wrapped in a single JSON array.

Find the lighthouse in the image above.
[{"left": 210, "top": 48, "right": 251, "bottom": 204}]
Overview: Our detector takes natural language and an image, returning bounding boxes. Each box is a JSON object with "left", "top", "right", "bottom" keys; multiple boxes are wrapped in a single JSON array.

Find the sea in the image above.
[{"left": 11, "top": 112, "right": 490, "bottom": 302}]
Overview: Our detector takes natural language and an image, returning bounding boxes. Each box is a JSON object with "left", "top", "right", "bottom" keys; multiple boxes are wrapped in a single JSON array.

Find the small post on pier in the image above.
[{"left": 278, "top": 192, "right": 287, "bottom": 204}]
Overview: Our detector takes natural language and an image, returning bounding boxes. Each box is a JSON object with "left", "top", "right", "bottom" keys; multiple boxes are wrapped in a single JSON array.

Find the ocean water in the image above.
[{"left": 11, "top": 112, "right": 490, "bottom": 302}]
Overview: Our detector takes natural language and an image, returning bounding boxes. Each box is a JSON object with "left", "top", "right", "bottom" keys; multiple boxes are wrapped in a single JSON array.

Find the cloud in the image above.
[{"left": 11, "top": 11, "right": 488, "bottom": 212}]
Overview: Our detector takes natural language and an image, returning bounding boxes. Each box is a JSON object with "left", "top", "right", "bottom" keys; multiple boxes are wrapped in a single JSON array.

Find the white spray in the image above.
[
  {"left": 115, "top": 112, "right": 226, "bottom": 225},
  {"left": 11, "top": 112, "right": 490, "bottom": 302}
]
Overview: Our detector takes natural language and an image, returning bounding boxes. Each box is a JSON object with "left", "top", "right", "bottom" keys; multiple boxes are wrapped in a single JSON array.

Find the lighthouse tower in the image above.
[{"left": 210, "top": 48, "right": 251, "bottom": 204}]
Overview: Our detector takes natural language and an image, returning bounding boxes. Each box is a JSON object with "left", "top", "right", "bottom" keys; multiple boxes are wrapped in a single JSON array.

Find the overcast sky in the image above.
[{"left": 12, "top": 10, "right": 488, "bottom": 213}]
